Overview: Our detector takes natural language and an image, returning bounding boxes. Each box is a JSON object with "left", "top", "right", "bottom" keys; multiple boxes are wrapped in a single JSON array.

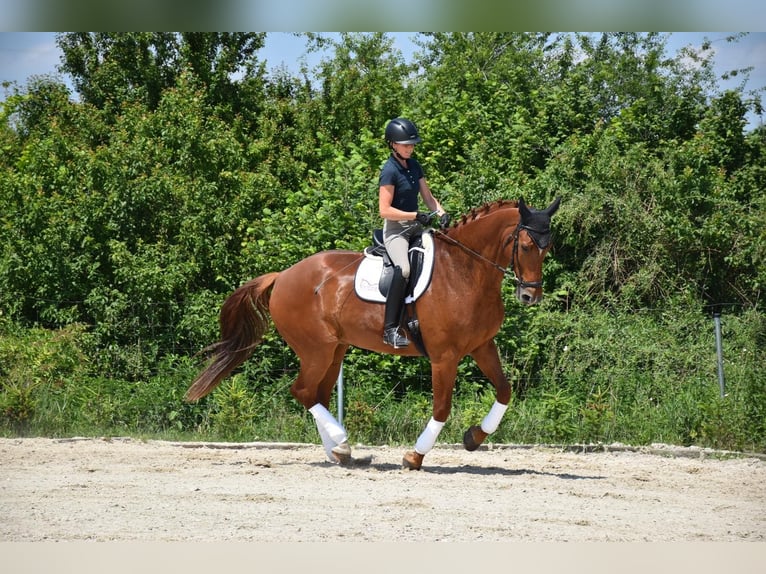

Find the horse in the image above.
[{"left": 185, "top": 196, "right": 561, "bottom": 470}]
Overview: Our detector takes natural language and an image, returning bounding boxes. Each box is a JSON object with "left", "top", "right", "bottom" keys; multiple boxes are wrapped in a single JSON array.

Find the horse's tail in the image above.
[{"left": 185, "top": 272, "right": 280, "bottom": 402}]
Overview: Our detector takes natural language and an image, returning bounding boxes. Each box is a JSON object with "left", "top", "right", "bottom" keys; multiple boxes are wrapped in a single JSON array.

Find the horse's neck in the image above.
[{"left": 449, "top": 208, "right": 519, "bottom": 268}]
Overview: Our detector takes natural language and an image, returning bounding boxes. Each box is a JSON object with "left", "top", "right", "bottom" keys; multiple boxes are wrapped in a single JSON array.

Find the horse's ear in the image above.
[
  {"left": 545, "top": 196, "right": 561, "bottom": 217},
  {"left": 518, "top": 197, "right": 531, "bottom": 220}
]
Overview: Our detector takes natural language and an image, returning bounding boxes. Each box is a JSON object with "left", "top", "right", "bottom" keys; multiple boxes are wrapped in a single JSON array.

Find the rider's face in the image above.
[{"left": 393, "top": 143, "right": 415, "bottom": 157}]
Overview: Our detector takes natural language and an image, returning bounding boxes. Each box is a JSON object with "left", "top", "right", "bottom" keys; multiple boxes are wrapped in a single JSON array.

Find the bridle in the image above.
[
  {"left": 506, "top": 223, "right": 545, "bottom": 289},
  {"left": 434, "top": 222, "right": 547, "bottom": 289}
]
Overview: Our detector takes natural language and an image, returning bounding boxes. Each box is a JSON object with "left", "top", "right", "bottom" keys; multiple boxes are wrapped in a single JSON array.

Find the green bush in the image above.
[
  {"left": 1, "top": 304, "right": 764, "bottom": 452},
  {"left": 0, "top": 319, "right": 88, "bottom": 431}
]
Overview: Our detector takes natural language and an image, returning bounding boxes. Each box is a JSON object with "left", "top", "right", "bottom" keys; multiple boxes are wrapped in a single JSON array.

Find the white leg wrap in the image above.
[
  {"left": 315, "top": 423, "right": 338, "bottom": 461},
  {"left": 309, "top": 404, "right": 348, "bottom": 445},
  {"left": 480, "top": 401, "right": 508, "bottom": 434},
  {"left": 414, "top": 417, "right": 445, "bottom": 455}
]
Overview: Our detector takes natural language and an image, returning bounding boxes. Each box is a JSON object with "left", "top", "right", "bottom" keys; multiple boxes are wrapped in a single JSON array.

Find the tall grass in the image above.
[{"left": 1, "top": 307, "right": 764, "bottom": 453}]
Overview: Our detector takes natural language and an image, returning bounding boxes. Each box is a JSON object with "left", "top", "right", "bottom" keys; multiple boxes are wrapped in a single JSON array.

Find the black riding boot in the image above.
[{"left": 383, "top": 266, "right": 410, "bottom": 348}]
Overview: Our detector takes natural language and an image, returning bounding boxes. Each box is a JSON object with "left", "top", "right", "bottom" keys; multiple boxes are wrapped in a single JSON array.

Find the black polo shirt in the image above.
[{"left": 378, "top": 154, "right": 424, "bottom": 213}]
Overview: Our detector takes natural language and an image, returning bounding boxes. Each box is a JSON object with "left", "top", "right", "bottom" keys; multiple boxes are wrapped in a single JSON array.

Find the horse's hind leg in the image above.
[
  {"left": 289, "top": 343, "right": 352, "bottom": 464},
  {"left": 315, "top": 344, "right": 353, "bottom": 464},
  {"left": 463, "top": 339, "right": 511, "bottom": 451},
  {"left": 315, "top": 344, "right": 349, "bottom": 407},
  {"left": 309, "top": 404, "right": 352, "bottom": 465}
]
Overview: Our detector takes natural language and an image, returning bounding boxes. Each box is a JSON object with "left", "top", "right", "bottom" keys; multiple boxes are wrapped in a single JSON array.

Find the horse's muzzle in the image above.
[{"left": 517, "top": 286, "right": 542, "bottom": 305}]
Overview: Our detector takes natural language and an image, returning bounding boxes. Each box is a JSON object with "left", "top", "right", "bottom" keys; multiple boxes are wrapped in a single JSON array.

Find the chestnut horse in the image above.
[{"left": 185, "top": 197, "right": 561, "bottom": 470}]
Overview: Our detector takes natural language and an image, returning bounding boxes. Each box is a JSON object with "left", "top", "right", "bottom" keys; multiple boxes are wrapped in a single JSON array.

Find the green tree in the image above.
[
  {"left": 412, "top": 32, "right": 554, "bottom": 211},
  {"left": 56, "top": 32, "right": 265, "bottom": 115},
  {"left": 303, "top": 32, "right": 415, "bottom": 162}
]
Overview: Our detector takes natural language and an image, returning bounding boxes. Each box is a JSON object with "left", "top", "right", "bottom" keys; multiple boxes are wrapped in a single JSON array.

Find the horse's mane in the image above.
[{"left": 443, "top": 199, "right": 518, "bottom": 234}]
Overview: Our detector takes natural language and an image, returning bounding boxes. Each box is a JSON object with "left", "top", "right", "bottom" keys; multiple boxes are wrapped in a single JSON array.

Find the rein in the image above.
[{"left": 434, "top": 223, "right": 542, "bottom": 289}]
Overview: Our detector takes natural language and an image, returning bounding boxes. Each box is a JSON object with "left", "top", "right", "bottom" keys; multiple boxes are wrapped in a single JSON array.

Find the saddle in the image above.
[{"left": 354, "top": 229, "right": 435, "bottom": 304}]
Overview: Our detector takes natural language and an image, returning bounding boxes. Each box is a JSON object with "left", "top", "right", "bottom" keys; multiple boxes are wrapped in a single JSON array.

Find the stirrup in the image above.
[{"left": 383, "top": 328, "right": 409, "bottom": 348}]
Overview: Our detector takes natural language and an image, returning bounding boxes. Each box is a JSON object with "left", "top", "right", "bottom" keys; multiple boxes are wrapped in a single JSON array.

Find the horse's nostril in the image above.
[
  {"left": 518, "top": 288, "right": 541, "bottom": 305},
  {"left": 519, "top": 291, "right": 532, "bottom": 304}
]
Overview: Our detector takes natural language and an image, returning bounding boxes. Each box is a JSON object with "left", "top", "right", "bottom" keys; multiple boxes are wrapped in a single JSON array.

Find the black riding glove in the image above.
[
  {"left": 415, "top": 212, "right": 433, "bottom": 226},
  {"left": 438, "top": 213, "right": 450, "bottom": 229}
]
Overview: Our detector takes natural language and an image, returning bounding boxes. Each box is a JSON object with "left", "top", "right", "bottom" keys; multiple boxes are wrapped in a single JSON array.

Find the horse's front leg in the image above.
[
  {"left": 463, "top": 339, "right": 511, "bottom": 451},
  {"left": 402, "top": 359, "right": 458, "bottom": 470}
]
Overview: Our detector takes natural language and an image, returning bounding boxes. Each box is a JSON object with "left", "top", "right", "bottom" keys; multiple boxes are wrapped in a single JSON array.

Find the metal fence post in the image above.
[
  {"left": 337, "top": 362, "right": 344, "bottom": 426},
  {"left": 713, "top": 312, "right": 726, "bottom": 397}
]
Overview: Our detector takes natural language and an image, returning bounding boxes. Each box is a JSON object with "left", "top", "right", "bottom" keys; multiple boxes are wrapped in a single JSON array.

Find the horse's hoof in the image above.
[
  {"left": 463, "top": 425, "right": 488, "bottom": 451},
  {"left": 331, "top": 442, "right": 352, "bottom": 466},
  {"left": 402, "top": 451, "right": 424, "bottom": 470}
]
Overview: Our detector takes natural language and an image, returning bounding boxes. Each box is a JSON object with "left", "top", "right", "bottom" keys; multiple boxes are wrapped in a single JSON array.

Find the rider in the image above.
[{"left": 378, "top": 117, "right": 450, "bottom": 348}]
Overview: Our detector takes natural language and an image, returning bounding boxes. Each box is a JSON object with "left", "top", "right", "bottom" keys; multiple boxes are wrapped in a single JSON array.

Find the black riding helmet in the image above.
[{"left": 385, "top": 117, "right": 422, "bottom": 145}]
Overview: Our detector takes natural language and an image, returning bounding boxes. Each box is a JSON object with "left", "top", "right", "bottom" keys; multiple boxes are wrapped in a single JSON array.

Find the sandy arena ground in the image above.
[{"left": 1, "top": 437, "right": 764, "bottom": 542}]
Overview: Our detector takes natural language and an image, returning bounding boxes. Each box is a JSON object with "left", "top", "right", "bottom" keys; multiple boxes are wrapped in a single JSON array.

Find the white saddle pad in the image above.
[{"left": 354, "top": 231, "right": 435, "bottom": 303}]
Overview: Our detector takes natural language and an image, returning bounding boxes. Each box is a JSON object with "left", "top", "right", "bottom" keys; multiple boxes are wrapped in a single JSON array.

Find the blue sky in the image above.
[{"left": 1, "top": 32, "right": 764, "bottom": 128}]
